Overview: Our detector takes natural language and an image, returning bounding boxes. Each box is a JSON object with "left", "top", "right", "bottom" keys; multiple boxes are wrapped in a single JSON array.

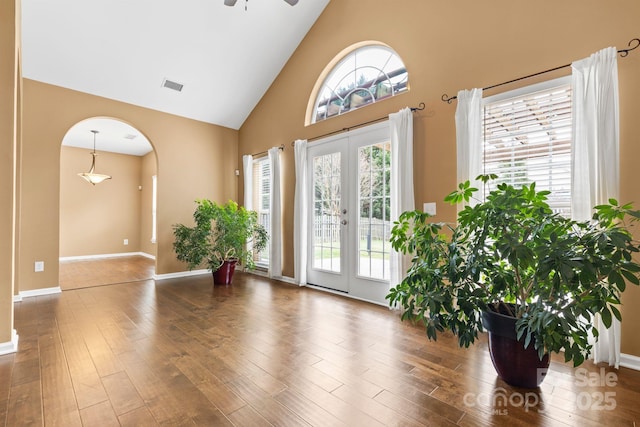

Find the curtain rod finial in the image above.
[
  {"left": 441, "top": 94, "right": 457, "bottom": 104},
  {"left": 619, "top": 37, "right": 640, "bottom": 57}
]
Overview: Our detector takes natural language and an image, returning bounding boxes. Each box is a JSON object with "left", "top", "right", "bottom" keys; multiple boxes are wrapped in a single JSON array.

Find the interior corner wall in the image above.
[
  {"left": 140, "top": 150, "right": 158, "bottom": 258},
  {"left": 0, "top": 0, "right": 18, "bottom": 345},
  {"left": 21, "top": 79, "right": 238, "bottom": 292},
  {"left": 238, "top": 0, "right": 640, "bottom": 357},
  {"left": 60, "top": 146, "right": 144, "bottom": 257}
]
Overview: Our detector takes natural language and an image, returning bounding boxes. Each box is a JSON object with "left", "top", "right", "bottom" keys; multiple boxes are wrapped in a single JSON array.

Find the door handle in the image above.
[{"left": 341, "top": 219, "right": 348, "bottom": 225}]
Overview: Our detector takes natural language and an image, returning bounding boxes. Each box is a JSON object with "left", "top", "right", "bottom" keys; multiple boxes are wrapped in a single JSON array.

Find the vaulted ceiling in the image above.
[{"left": 21, "top": 0, "right": 330, "bottom": 141}]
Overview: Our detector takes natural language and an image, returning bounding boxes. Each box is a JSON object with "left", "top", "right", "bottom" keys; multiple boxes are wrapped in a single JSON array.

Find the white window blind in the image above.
[
  {"left": 252, "top": 157, "right": 271, "bottom": 267},
  {"left": 482, "top": 78, "right": 572, "bottom": 216}
]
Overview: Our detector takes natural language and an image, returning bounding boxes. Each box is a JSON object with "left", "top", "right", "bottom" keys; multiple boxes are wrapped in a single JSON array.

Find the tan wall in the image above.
[
  {"left": 60, "top": 146, "right": 143, "bottom": 257},
  {"left": 21, "top": 79, "right": 238, "bottom": 292},
  {"left": 140, "top": 151, "right": 158, "bottom": 257},
  {"left": 238, "top": 0, "right": 640, "bottom": 356},
  {"left": 0, "top": 0, "right": 18, "bottom": 344}
]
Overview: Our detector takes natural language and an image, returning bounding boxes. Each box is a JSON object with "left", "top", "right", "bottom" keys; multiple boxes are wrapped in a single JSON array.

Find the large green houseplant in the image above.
[
  {"left": 387, "top": 175, "right": 640, "bottom": 387},
  {"left": 173, "top": 199, "right": 268, "bottom": 284}
]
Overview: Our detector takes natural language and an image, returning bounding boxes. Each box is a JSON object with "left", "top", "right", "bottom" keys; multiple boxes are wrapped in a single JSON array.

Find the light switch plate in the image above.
[
  {"left": 34, "top": 261, "right": 44, "bottom": 272},
  {"left": 423, "top": 202, "right": 436, "bottom": 216}
]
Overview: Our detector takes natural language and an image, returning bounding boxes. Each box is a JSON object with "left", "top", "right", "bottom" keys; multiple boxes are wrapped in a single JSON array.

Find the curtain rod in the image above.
[
  {"left": 441, "top": 37, "right": 640, "bottom": 104},
  {"left": 290, "top": 102, "right": 425, "bottom": 147},
  {"left": 250, "top": 144, "right": 284, "bottom": 158}
]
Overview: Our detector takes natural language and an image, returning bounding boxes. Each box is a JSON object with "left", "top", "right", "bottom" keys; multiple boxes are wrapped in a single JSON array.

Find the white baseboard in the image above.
[
  {"left": 153, "top": 269, "right": 209, "bottom": 281},
  {"left": 138, "top": 252, "right": 156, "bottom": 260},
  {"left": 17, "top": 286, "right": 62, "bottom": 299},
  {"left": 277, "top": 275, "right": 298, "bottom": 285},
  {"left": 154, "top": 269, "right": 297, "bottom": 284},
  {"left": 60, "top": 252, "right": 155, "bottom": 262},
  {"left": 0, "top": 329, "right": 19, "bottom": 355},
  {"left": 244, "top": 270, "right": 299, "bottom": 286},
  {"left": 304, "top": 283, "right": 388, "bottom": 307},
  {"left": 247, "top": 268, "right": 269, "bottom": 278},
  {"left": 620, "top": 353, "right": 640, "bottom": 371}
]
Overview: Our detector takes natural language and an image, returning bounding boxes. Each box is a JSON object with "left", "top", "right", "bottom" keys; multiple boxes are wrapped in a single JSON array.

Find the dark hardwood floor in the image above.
[{"left": 2, "top": 272, "right": 639, "bottom": 426}]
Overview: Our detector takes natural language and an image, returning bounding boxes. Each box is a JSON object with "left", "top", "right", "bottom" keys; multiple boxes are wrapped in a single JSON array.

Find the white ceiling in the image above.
[
  {"left": 62, "top": 118, "right": 153, "bottom": 156},
  {"left": 22, "top": 0, "right": 330, "bottom": 154}
]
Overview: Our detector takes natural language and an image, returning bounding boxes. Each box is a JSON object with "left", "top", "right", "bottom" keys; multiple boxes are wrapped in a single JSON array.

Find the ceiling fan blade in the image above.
[
  {"left": 283, "top": 0, "right": 298, "bottom": 5},
  {"left": 224, "top": 0, "right": 238, "bottom": 6}
]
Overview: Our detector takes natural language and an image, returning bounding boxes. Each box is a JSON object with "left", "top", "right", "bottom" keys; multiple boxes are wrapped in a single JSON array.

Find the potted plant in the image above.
[
  {"left": 173, "top": 199, "right": 268, "bottom": 285},
  {"left": 387, "top": 175, "right": 640, "bottom": 388}
]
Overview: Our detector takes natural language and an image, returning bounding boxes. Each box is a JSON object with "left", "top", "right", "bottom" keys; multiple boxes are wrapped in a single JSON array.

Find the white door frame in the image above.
[{"left": 306, "top": 121, "right": 391, "bottom": 305}]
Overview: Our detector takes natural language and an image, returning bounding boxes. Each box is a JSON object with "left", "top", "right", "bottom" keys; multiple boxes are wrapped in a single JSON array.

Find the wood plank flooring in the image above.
[
  {"left": 59, "top": 256, "right": 155, "bottom": 290},
  {"left": 3, "top": 272, "right": 640, "bottom": 426}
]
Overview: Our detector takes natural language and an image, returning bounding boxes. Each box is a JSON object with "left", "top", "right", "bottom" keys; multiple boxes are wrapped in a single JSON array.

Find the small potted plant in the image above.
[
  {"left": 173, "top": 199, "right": 268, "bottom": 285},
  {"left": 387, "top": 175, "right": 640, "bottom": 388}
]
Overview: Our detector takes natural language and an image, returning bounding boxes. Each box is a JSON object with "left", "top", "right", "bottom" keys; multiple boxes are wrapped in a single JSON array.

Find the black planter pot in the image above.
[
  {"left": 212, "top": 259, "right": 238, "bottom": 285},
  {"left": 481, "top": 309, "right": 550, "bottom": 389}
]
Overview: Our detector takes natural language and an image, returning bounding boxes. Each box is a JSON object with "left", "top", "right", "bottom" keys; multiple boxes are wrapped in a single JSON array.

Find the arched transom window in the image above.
[{"left": 311, "top": 45, "right": 408, "bottom": 124}]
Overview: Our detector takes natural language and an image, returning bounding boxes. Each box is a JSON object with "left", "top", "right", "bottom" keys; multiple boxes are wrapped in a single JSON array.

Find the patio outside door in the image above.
[{"left": 306, "top": 122, "right": 391, "bottom": 305}]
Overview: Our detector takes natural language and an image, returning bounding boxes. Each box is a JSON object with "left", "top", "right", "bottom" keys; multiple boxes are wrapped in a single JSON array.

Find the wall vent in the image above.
[{"left": 161, "top": 78, "right": 184, "bottom": 92}]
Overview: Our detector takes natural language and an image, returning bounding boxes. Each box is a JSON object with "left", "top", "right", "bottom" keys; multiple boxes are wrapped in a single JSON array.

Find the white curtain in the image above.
[
  {"left": 571, "top": 47, "right": 621, "bottom": 367},
  {"left": 268, "top": 147, "right": 282, "bottom": 278},
  {"left": 293, "top": 139, "right": 308, "bottom": 285},
  {"left": 242, "top": 154, "right": 253, "bottom": 210},
  {"left": 389, "top": 108, "right": 415, "bottom": 289},
  {"left": 455, "top": 88, "right": 483, "bottom": 205}
]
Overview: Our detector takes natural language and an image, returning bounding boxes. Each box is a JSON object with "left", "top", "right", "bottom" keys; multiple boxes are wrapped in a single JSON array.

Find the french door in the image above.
[{"left": 306, "top": 122, "right": 391, "bottom": 304}]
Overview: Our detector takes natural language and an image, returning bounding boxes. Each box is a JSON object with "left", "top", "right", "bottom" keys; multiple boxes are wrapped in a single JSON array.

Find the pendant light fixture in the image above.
[{"left": 78, "top": 130, "right": 112, "bottom": 185}]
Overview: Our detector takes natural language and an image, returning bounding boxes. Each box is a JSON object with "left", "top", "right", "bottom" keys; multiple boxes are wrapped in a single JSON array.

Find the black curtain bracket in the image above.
[{"left": 441, "top": 37, "right": 639, "bottom": 104}]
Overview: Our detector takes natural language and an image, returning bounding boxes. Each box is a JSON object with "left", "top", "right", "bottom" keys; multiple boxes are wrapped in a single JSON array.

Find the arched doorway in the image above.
[{"left": 58, "top": 117, "right": 158, "bottom": 290}]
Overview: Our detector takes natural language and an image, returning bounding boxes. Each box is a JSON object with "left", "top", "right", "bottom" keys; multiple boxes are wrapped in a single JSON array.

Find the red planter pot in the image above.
[
  {"left": 212, "top": 259, "right": 238, "bottom": 285},
  {"left": 481, "top": 309, "right": 550, "bottom": 389}
]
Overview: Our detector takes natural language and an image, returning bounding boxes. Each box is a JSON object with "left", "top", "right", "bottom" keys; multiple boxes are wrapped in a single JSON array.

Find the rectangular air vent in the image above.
[{"left": 161, "top": 78, "right": 184, "bottom": 92}]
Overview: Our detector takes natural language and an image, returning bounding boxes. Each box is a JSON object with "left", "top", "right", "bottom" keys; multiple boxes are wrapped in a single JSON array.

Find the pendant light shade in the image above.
[{"left": 78, "top": 130, "right": 111, "bottom": 185}]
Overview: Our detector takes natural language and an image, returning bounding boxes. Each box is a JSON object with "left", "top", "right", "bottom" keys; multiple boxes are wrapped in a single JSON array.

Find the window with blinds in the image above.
[
  {"left": 252, "top": 157, "right": 271, "bottom": 267},
  {"left": 482, "top": 77, "right": 572, "bottom": 216}
]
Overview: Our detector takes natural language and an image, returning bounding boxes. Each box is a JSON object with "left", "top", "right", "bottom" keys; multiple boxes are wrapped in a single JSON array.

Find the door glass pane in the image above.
[
  {"left": 312, "top": 152, "right": 341, "bottom": 272},
  {"left": 357, "top": 142, "right": 390, "bottom": 280}
]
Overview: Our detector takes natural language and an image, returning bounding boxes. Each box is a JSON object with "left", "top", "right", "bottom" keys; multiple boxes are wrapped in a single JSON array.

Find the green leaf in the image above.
[
  {"left": 621, "top": 269, "right": 640, "bottom": 285},
  {"left": 601, "top": 307, "right": 612, "bottom": 328},
  {"left": 523, "top": 331, "right": 532, "bottom": 349},
  {"left": 608, "top": 270, "right": 625, "bottom": 290},
  {"left": 610, "top": 305, "right": 622, "bottom": 322}
]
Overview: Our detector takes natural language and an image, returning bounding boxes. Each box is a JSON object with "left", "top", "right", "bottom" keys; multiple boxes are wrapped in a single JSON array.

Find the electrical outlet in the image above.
[
  {"left": 35, "top": 261, "right": 44, "bottom": 272},
  {"left": 123, "top": 239, "right": 129, "bottom": 245}
]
